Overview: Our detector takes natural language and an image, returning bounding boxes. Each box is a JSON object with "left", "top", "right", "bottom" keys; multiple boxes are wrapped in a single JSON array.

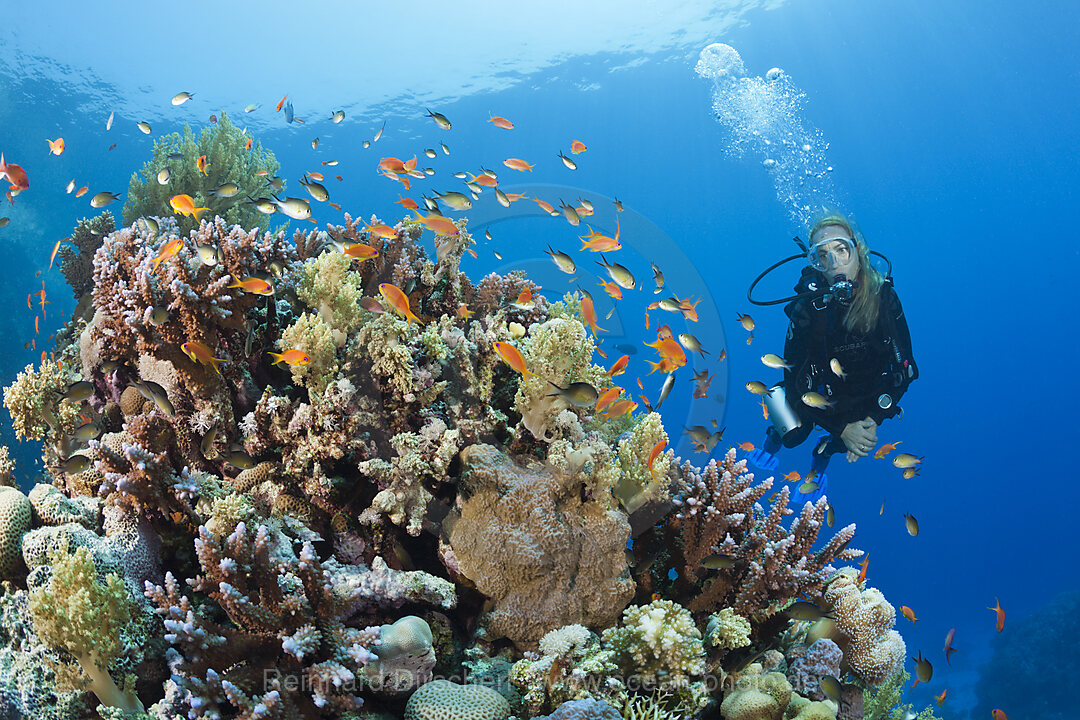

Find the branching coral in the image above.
[
  {"left": 122, "top": 111, "right": 280, "bottom": 236},
  {"left": 297, "top": 248, "right": 366, "bottom": 339},
  {"left": 279, "top": 311, "right": 341, "bottom": 396},
  {"left": 447, "top": 443, "right": 634, "bottom": 650},
  {"left": 509, "top": 626, "right": 625, "bottom": 716},
  {"left": 667, "top": 449, "right": 861, "bottom": 624},
  {"left": 601, "top": 599, "right": 706, "bottom": 691},
  {"left": 3, "top": 356, "right": 81, "bottom": 456}
]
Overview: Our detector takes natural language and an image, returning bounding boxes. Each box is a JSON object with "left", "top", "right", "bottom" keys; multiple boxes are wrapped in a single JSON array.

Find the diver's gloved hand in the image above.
[
  {"left": 841, "top": 418, "right": 878, "bottom": 458},
  {"left": 746, "top": 448, "right": 779, "bottom": 472}
]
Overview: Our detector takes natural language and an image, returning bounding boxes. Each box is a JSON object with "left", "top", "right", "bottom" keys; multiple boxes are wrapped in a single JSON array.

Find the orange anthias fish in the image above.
[
  {"left": 74, "top": 185, "right": 89, "bottom": 197},
  {"left": 606, "top": 354, "right": 629, "bottom": 377},
  {"left": 874, "top": 441, "right": 901, "bottom": 459},
  {"left": 989, "top": 598, "right": 1005, "bottom": 632},
  {"left": 49, "top": 238, "right": 64, "bottom": 269},
  {"left": 488, "top": 114, "right": 514, "bottom": 129},
  {"left": 196, "top": 154, "right": 210, "bottom": 176},
  {"left": 245, "top": 138, "right": 253, "bottom": 150},
  {"left": 379, "top": 282, "right": 423, "bottom": 328},
  {"left": 396, "top": 195, "right": 419, "bottom": 211},
  {"left": 170, "top": 193, "right": 210, "bottom": 220},
  {"left": 414, "top": 212, "right": 459, "bottom": 236},
  {"left": 738, "top": 442, "right": 755, "bottom": 452},
  {"left": 858, "top": 553, "right": 870, "bottom": 583},
  {"left": 227, "top": 275, "right": 274, "bottom": 296},
  {"left": 596, "top": 386, "right": 621, "bottom": 413},
  {"left": 943, "top": 628, "right": 959, "bottom": 665},
  {"left": 901, "top": 606, "right": 919, "bottom": 625},
  {"left": 648, "top": 440, "right": 667, "bottom": 482},
  {"left": 934, "top": 689, "right": 947, "bottom": 707},
  {"left": 306, "top": 171, "right": 324, "bottom": 181},
  {"left": 679, "top": 297, "right": 702, "bottom": 322},
  {"left": 503, "top": 158, "right": 534, "bottom": 172},
  {"left": 991, "top": 709, "right": 1009, "bottom": 720},
  {"left": 579, "top": 293, "right": 604, "bottom": 335},
  {"left": 602, "top": 398, "right": 637, "bottom": 420},
  {"left": 363, "top": 221, "right": 398, "bottom": 239},
  {"left": 152, "top": 237, "right": 184, "bottom": 273},
  {"left": 467, "top": 172, "right": 498, "bottom": 188},
  {"left": 532, "top": 197, "right": 559, "bottom": 216},
  {"left": 644, "top": 337, "right": 687, "bottom": 366},
  {"left": 646, "top": 357, "right": 680, "bottom": 375},
  {"left": 492, "top": 341, "right": 539, "bottom": 379},
  {"left": 598, "top": 278, "right": 622, "bottom": 300},
  {"left": 343, "top": 243, "right": 379, "bottom": 261},
  {"left": 181, "top": 340, "right": 226, "bottom": 375},
  {"left": 579, "top": 221, "right": 622, "bottom": 252},
  {"left": 456, "top": 303, "right": 474, "bottom": 320},
  {"left": 760, "top": 397, "right": 769, "bottom": 419},
  {"left": 47, "top": 138, "right": 65, "bottom": 155},
  {"left": 276, "top": 94, "right": 287, "bottom": 112},
  {"left": 0, "top": 154, "right": 30, "bottom": 192},
  {"left": 267, "top": 348, "right": 310, "bottom": 366},
  {"left": 783, "top": 471, "right": 801, "bottom": 483},
  {"left": 570, "top": 140, "right": 587, "bottom": 154}
]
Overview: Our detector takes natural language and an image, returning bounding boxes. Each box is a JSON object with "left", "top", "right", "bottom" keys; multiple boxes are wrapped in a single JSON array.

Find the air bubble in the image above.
[
  {"left": 763, "top": 159, "right": 777, "bottom": 169},
  {"left": 766, "top": 68, "right": 783, "bottom": 81}
]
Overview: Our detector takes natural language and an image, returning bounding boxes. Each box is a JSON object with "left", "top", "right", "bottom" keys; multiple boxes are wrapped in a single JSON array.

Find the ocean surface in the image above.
[{"left": 1, "top": 2, "right": 1076, "bottom": 718}]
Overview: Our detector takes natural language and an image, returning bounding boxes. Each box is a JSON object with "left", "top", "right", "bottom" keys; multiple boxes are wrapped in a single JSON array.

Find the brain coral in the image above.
[
  {"left": 0, "top": 487, "right": 31, "bottom": 577},
  {"left": 822, "top": 568, "right": 906, "bottom": 686},
  {"left": 448, "top": 443, "right": 634, "bottom": 650},
  {"left": 404, "top": 679, "right": 511, "bottom": 720}
]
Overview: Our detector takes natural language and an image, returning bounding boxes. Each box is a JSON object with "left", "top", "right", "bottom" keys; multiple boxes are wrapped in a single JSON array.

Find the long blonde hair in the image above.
[{"left": 809, "top": 213, "right": 883, "bottom": 334}]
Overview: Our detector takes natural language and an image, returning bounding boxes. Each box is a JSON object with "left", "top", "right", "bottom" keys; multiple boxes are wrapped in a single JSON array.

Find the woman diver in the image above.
[{"left": 745, "top": 213, "right": 918, "bottom": 501}]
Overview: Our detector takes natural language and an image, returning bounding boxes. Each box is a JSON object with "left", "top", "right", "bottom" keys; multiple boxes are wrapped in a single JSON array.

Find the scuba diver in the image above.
[{"left": 744, "top": 213, "right": 918, "bottom": 502}]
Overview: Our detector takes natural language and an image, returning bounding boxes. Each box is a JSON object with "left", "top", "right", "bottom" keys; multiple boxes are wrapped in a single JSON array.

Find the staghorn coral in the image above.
[
  {"left": 144, "top": 521, "right": 378, "bottom": 718},
  {"left": 449, "top": 443, "right": 635, "bottom": 650},
  {"left": 668, "top": 448, "right": 860, "bottom": 623},
  {"left": 59, "top": 210, "right": 116, "bottom": 300},
  {"left": 122, "top": 111, "right": 280, "bottom": 236},
  {"left": 814, "top": 568, "right": 905, "bottom": 687}
]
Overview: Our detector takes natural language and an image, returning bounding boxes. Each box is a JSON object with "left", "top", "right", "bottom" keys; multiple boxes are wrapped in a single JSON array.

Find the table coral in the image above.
[{"left": 448, "top": 443, "right": 634, "bottom": 650}]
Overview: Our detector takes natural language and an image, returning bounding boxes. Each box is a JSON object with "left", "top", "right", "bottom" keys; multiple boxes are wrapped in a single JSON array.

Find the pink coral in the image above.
[{"left": 786, "top": 638, "right": 843, "bottom": 701}]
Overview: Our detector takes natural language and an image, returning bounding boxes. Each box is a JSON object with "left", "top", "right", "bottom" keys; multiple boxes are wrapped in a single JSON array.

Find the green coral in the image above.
[
  {"left": 602, "top": 599, "right": 706, "bottom": 690},
  {"left": 122, "top": 111, "right": 279, "bottom": 236},
  {"left": 28, "top": 543, "right": 146, "bottom": 713},
  {"left": 863, "top": 670, "right": 943, "bottom": 720},
  {"left": 297, "top": 249, "right": 366, "bottom": 337},
  {"left": 613, "top": 412, "right": 672, "bottom": 513},
  {"left": 354, "top": 312, "right": 417, "bottom": 397},
  {"left": 279, "top": 311, "right": 340, "bottom": 396}
]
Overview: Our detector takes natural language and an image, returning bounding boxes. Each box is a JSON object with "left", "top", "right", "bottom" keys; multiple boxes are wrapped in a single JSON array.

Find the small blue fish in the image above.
[
  {"left": 668, "top": 567, "right": 678, "bottom": 581},
  {"left": 284, "top": 100, "right": 294, "bottom": 124}
]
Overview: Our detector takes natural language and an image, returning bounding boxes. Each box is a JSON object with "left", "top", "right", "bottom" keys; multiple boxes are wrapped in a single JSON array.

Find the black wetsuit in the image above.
[{"left": 776, "top": 266, "right": 918, "bottom": 451}]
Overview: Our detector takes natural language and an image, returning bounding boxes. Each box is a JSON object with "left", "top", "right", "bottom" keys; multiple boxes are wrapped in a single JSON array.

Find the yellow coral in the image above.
[
  {"left": 614, "top": 411, "right": 672, "bottom": 513},
  {"left": 706, "top": 608, "right": 752, "bottom": 651},
  {"left": 514, "top": 317, "right": 607, "bottom": 442},
  {"left": 354, "top": 312, "right": 416, "bottom": 397},
  {"left": 279, "top": 312, "right": 339, "bottom": 396},
  {"left": 296, "top": 249, "right": 365, "bottom": 337},
  {"left": 3, "top": 359, "right": 80, "bottom": 443}
]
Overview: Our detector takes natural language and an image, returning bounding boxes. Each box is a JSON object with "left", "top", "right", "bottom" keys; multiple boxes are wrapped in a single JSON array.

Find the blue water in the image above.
[{"left": 2, "top": 2, "right": 1076, "bottom": 718}]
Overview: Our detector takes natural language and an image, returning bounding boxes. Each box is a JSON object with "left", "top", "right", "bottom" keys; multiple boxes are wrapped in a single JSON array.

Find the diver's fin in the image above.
[{"left": 746, "top": 448, "right": 780, "bottom": 472}]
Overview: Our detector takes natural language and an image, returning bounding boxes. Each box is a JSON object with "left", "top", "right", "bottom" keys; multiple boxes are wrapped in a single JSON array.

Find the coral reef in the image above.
[
  {"left": 122, "top": 112, "right": 280, "bottom": 237},
  {"left": 59, "top": 211, "right": 116, "bottom": 301}
]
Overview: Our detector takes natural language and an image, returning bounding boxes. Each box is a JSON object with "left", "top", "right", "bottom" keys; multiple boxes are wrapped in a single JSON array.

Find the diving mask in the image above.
[{"left": 807, "top": 236, "right": 856, "bottom": 272}]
